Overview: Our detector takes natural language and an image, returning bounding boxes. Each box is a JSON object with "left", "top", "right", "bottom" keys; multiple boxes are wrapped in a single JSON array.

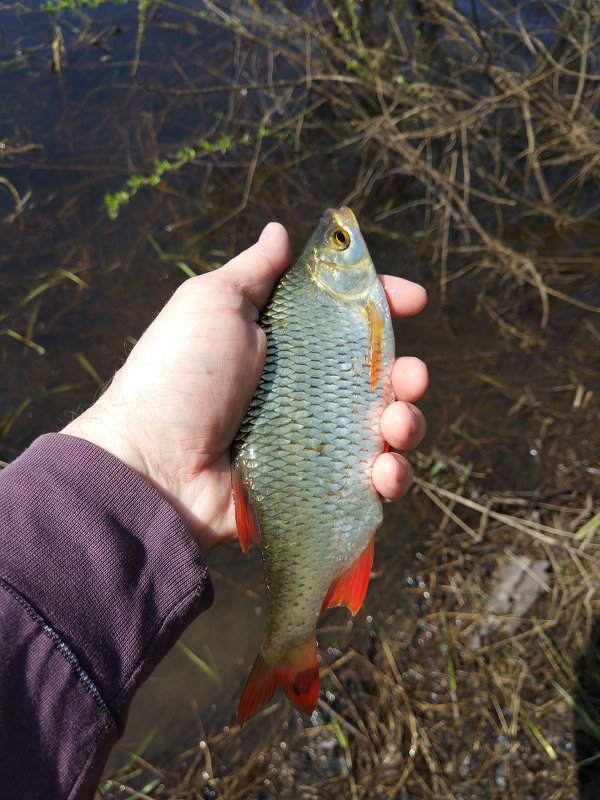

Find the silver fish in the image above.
[{"left": 232, "top": 207, "right": 395, "bottom": 723}]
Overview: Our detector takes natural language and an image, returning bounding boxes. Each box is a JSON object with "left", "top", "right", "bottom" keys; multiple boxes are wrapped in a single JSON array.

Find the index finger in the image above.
[{"left": 379, "top": 275, "right": 427, "bottom": 317}]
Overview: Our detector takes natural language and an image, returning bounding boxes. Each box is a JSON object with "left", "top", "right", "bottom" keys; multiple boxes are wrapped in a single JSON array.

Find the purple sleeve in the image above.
[{"left": 0, "top": 433, "right": 214, "bottom": 799}]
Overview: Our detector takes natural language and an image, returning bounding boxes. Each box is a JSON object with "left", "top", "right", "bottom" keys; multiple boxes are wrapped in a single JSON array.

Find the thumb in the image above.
[{"left": 219, "top": 222, "right": 292, "bottom": 310}]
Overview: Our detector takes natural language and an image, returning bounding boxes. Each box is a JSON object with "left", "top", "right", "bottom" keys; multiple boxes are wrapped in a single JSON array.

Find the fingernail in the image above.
[{"left": 259, "top": 221, "right": 277, "bottom": 241}]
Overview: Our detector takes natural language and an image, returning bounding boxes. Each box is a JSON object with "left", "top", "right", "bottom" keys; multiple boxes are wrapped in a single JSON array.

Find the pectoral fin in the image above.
[
  {"left": 231, "top": 465, "right": 262, "bottom": 554},
  {"left": 366, "top": 299, "right": 385, "bottom": 390},
  {"left": 321, "top": 535, "right": 375, "bottom": 615}
]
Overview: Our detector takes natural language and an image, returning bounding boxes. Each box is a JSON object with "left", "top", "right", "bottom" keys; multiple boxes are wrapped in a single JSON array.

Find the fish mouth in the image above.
[{"left": 323, "top": 206, "right": 358, "bottom": 229}]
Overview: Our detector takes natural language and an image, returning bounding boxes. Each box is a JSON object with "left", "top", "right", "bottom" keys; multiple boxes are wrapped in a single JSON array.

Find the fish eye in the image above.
[{"left": 330, "top": 226, "right": 351, "bottom": 250}]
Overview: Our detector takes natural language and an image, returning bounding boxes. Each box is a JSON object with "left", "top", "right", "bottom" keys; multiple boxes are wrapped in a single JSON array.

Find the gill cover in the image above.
[
  {"left": 305, "top": 207, "right": 378, "bottom": 302},
  {"left": 302, "top": 207, "right": 387, "bottom": 388}
]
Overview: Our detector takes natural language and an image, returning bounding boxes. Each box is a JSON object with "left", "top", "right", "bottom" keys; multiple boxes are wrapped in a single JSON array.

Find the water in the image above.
[
  {"left": 0, "top": 1, "right": 424, "bottom": 768},
  {"left": 1, "top": 0, "right": 599, "bottom": 790}
]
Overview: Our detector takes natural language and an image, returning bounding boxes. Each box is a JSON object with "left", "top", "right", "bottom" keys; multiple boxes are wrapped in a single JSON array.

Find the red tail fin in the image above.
[{"left": 237, "top": 644, "right": 320, "bottom": 725}]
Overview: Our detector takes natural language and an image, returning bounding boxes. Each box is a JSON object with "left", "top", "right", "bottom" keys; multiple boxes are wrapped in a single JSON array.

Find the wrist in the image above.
[
  {"left": 61, "top": 393, "right": 213, "bottom": 548},
  {"left": 62, "top": 390, "right": 152, "bottom": 494}
]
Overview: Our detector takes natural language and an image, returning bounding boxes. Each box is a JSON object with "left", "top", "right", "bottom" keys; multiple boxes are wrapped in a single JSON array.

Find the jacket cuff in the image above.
[{"left": 0, "top": 432, "right": 214, "bottom": 731}]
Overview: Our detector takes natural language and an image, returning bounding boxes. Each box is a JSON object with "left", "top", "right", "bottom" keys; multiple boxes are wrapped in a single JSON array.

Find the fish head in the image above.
[{"left": 304, "top": 206, "right": 377, "bottom": 302}]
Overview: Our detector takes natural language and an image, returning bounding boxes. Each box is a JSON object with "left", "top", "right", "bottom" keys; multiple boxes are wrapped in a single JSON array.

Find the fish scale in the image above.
[{"left": 232, "top": 207, "right": 395, "bottom": 723}]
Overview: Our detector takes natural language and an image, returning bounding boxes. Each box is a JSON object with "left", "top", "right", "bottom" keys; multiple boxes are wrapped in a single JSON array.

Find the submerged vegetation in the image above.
[
  {"left": 108, "top": 0, "right": 600, "bottom": 321},
  {"left": 1, "top": 0, "right": 599, "bottom": 797}
]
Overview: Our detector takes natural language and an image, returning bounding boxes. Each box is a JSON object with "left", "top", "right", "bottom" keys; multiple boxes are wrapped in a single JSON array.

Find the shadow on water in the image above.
[{"left": 1, "top": 0, "right": 600, "bottom": 796}]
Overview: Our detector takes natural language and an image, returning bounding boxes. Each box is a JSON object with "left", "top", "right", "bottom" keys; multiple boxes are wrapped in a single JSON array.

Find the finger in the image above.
[
  {"left": 391, "top": 357, "right": 429, "bottom": 403},
  {"left": 372, "top": 452, "right": 413, "bottom": 501},
  {"left": 380, "top": 401, "right": 426, "bottom": 451},
  {"left": 379, "top": 275, "right": 427, "bottom": 317},
  {"left": 219, "top": 222, "right": 292, "bottom": 310}
]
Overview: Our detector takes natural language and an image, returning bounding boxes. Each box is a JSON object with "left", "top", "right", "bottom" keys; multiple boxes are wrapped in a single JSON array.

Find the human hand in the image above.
[{"left": 63, "top": 223, "right": 428, "bottom": 553}]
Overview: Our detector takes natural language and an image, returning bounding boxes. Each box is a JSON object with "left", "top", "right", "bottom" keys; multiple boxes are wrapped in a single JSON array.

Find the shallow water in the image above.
[{"left": 1, "top": 0, "right": 599, "bottom": 785}]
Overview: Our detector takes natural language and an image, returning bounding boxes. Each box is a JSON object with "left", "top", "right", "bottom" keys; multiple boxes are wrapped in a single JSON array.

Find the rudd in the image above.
[{"left": 231, "top": 207, "right": 395, "bottom": 724}]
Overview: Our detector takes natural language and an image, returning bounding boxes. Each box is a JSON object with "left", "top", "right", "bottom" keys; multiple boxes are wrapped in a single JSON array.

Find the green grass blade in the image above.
[
  {"left": 330, "top": 716, "right": 349, "bottom": 750},
  {"left": 2, "top": 328, "right": 45, "bottom": 354},
  {"left": 75, "top": 353, "right": 104, "bottom": 387},
  {"left": 41, "top": 382, "right": 84, "bottom": 397},
  {"left": 575, "top": 512, "right": 600, "bottom": 540},
  {"left": 19, "top": 276, "right": 62, "bottom": 307},
  {"left": 176, "top": 260, "right": 197, "bottom": 278},
  {"left": 554, "top": 681, "right": 600, "bottom": 741},
  {"left": 533, "top": 619, "right": 576, "bottom": 683},
  {"left": 519, "top": 706, "right": 557, "bottom": 760},
  {"left": 58, "top": 269, "right": 88, "bottom": 289},
  {"left": 0, "top": 397, "right": 32, "bottom": 438},
  {"left": 175, "top": 640, "right": 222, "bottom": 686},
  {"left": 111, "top": 722, "right": 160, "bottom": 781}
]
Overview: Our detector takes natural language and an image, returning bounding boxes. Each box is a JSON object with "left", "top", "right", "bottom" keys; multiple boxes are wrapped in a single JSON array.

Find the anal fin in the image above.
[{"left": 321, "top": 535, "right": 375, "bottom": 615}]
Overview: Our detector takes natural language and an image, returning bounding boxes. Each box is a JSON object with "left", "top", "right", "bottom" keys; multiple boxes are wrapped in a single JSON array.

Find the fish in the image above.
[{"left": 231, "top": 206, "right": 395, "bottom": 724}]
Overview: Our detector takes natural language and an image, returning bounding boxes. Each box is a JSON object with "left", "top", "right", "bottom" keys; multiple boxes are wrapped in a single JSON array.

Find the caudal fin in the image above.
[{"left": 238, "top": 644, "right": 320, "bottom": 725}]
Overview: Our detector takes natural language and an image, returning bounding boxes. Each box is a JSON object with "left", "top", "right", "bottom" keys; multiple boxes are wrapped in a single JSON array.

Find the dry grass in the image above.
[
  {"left": 122, "top": 0, "right": 600, "bottom": 322},
  {"left": 102, "top": 476, "right": 600, "bottom": 799}
]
